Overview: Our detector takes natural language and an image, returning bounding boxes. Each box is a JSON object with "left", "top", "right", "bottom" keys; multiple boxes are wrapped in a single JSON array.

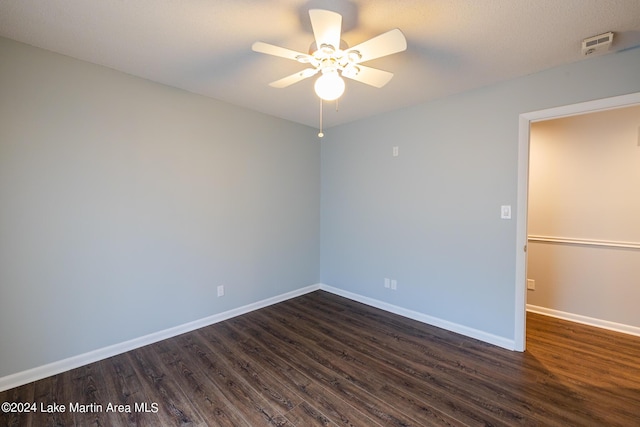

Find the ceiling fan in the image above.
[{"left": 252, "top": 9, "right": 407, "bottom": 102}]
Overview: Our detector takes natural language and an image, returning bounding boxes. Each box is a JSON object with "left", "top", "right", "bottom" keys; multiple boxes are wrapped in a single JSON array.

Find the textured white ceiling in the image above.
[{"left": 1, "top": 0, "right": 640, "bottom": 129}]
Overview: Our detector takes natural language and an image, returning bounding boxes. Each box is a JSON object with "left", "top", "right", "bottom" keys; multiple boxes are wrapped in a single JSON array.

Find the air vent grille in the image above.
[{"left": 582, "top": 32, "right": 613, "bottom": 56}]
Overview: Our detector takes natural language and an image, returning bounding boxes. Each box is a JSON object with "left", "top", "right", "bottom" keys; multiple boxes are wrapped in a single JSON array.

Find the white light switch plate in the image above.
[{"left": 501, "top": 205, "right": 512, "bottom": 219}]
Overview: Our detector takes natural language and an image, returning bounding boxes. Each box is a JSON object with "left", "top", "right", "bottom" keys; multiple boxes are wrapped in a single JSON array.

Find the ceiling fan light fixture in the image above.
[
  {"left": 314, "top": 70, "right": 345, "bottom": 101},
  {"left": 252, "top": 8, "right": 408, "bottom": 134}
]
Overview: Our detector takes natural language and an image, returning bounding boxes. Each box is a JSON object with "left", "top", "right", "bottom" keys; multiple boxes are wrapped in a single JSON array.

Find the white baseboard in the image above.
[
  {"left": 2, "top": 282, "right": 519, "bottom": 392},
  {"left": 527, "top": 304, "right": 640, "bottom": 337},
  {"left": 320, "top": 284, "right": 516, "bottom": 351},
  {"left": 0, "top": 284, "right": 321, "bottom": 392}
]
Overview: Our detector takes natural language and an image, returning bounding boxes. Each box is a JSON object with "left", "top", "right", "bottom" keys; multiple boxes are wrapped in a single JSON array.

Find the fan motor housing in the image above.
[{"left": 308, "top": 39, "right": 349, "bottom": 55}]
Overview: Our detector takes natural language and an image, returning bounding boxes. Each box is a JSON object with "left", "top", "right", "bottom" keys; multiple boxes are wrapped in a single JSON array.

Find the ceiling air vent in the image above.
[{"left": 581, "top": 32, "right": 613, "bottom": 56}]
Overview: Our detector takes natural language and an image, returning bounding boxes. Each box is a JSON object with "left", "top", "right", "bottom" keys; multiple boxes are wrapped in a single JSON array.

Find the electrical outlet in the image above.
[
  {"left": 527, "top": 279, "right": 535, "bottom": 290},
  {"left": 384, "top": 278, "right": 390, "bottom": 288},
  {"left": 217, "top": 285, "right": 225, "bottom": 297},
  {"left": 391, "top": 279, "right": 397, "bottom": 290}
]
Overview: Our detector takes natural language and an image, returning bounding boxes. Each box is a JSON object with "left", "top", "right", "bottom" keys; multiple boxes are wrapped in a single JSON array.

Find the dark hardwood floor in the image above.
[{"left": 2, "top": 290, "right": 639, "bottom": 426}]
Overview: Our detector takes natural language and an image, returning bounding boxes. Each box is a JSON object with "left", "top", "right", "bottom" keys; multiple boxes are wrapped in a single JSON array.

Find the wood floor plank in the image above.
[
  {"left": 227, "top": 313, "right": 419, "bottom": 426},
  {"left": 216, "top": 320, "right": 388, "bottom": 427},
  {"left": 68, "top": 361, "right": 128, "bottom": 427},
  {"left": 284, "top": 401, "right": 338, "bottom": 427},
  {"left": 230, "top": 310, "right": 463, "bottom": 426},
  {"left": 263, "top": 300, "right": 528, "bottom": 426},
  {"left": 151, "top": 337, "right": 253, "bottom": 427},
  {"left": 99, "top": 353, "right": 159, "bottom": 427},
  {"left": 171, "top": 331, "right": 290, "bottom": 426},
  {"left": 33, "top": 370, "right": 76, "bottom": 427},
  {"left": 0, "top": 378, "right": 35, "bottom": 427},
  {"left": 303, "top": 291, "right": 640, "bottom": 426},
  {"left": 195, "top": 324, "right": 302, "bottom": 416},
  {"left": 127, "top": 344, "right": 205, "bottom": 426},
  {"left": 256, "top": 307, "right": 498, "bottom": 423},
  {"left": 2, "top": 290, "right": 639, "bottom": 426},
  {"left": 287, "top": 292, "right": 592, "bottom": 425}
]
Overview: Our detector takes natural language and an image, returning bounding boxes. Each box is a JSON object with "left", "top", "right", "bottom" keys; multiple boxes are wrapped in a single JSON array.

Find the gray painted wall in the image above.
[
  {"left": 2, "top": 33, "right": 640, "bottom": 380},
  {"left": 0, "top": 37, "right": 320, "bottom": 378},
  {"left": 320, "top": 47, "right": 640, "bottom": 340}
]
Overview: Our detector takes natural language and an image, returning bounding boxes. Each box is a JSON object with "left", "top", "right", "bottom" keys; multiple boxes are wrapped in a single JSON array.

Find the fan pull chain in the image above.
[{"left": 318, "top": 98, "right": 324, "bottom": 138}]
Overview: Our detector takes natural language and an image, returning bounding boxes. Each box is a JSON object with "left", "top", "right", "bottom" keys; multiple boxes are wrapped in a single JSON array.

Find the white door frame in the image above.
[{"left": 514, "top": 91, "right": 640, "bottom": 351}]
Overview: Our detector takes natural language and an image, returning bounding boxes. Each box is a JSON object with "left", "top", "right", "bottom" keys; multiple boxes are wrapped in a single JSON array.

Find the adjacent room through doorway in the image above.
[
  {"left": 516, "top": 92, "right": 640, "bottom": 350},
  {"left": 527, "top": 105, "right": 640, "bottom": 334}
]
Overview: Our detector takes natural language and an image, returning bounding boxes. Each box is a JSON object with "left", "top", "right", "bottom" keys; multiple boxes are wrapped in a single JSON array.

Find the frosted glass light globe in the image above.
[{"left": 314, "top": 71, "right": 345, "bottom": 101}]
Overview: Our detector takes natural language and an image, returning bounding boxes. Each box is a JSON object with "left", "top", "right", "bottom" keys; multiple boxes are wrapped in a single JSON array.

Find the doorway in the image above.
[{"left": 514, "top": 91, "right": 640, "bottom": 351}]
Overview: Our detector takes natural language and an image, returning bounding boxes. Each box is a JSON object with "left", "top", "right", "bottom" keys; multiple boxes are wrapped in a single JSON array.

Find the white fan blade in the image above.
[
  {"left": 342, "top": 65, "right": 393, "bottom": 88},
  {"left": 252, "top": 41, "right": 311, "bottom": 62},
  {"left": 347, "top": 28, "right": 407, "bottom": 63},
  {"left": 309, "top": 9, "right": 342, "bottom": 50},
  {"left": 269, "top": 68, "right": 319, "bottom": 88}
]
